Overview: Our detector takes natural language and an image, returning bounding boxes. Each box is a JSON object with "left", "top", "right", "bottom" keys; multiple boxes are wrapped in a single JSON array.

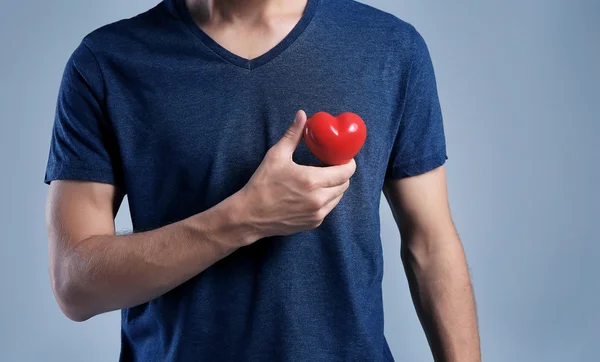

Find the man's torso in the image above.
[{"left": 56, "top": 0, "right": 423, "bottom": 360}]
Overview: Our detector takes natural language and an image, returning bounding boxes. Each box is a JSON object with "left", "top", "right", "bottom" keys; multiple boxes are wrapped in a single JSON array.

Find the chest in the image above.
[{"left": 104, "top": 53, "right": 400, "bottom": 227}]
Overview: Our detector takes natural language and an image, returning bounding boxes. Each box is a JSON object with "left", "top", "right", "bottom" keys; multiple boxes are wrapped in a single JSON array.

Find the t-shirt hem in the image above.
[
  {"left": 44, "top": 164, "right": 119, "bottom": 186},
  {"left": 385, "top": 151, "right": 448, "bottom": 179}
]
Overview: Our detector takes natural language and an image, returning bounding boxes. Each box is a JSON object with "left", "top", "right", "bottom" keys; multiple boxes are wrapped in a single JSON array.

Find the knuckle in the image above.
[
  {"left": 326, "top": 176, "right": 337, "bottom": 187},
  {"left": 347, "top": 161, "right": 357, "bottom": 176},
  {"left": 309, "top": 196, "right": 324, "bottom": 210},
  {"left": 343, "top": 180, "right": 350, "bottom": 191},
  {"left": 311, "top": 218, "right": 324, "bottom": 228},
  {"left": 283, "top": 128, "right": 297, "bottom": 140},
  {"left": 302, "top": 177, "right": 317, "bottom": 190},
  {"left": 314, "top": 208, "right": 328, "bottom": 222}
]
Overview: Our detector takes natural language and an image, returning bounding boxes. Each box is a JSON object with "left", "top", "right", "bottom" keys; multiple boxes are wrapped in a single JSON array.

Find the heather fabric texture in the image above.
[{"left": 44, "top": 0, "right": 447, "bottom": 360}]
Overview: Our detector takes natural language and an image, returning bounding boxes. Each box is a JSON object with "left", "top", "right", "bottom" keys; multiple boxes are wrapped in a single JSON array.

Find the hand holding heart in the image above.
[{"left": 238, "top": 110, "right": 357, "bottom": 242}]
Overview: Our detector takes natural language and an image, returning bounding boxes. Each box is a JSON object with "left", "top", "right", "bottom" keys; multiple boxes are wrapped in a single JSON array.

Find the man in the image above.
[{"left": 44, "top": 0, "right": 481, "bottom": 360}]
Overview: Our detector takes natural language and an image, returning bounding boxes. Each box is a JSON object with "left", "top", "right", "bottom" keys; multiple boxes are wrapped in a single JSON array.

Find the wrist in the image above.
[
  {"left": 226, "top": 189, "right": 264, "bottom": 245},
  {"left": 192, "top": 190, "right": 261, "bottom": 252}
]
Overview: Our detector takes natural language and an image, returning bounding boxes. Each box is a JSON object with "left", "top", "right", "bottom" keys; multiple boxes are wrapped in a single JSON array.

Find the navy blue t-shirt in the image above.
[{"left": 45, "top": 0, "right": 447, "bottom": 360}]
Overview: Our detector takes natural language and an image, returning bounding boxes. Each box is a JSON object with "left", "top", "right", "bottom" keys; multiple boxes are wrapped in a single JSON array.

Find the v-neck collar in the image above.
[{"left": 173, "top": 0, "right": 320, "bottom": 71}]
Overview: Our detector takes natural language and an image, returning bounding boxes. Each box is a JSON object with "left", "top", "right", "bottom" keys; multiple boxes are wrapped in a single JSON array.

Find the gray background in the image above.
[{"left": 1, "top": 0, "right": 598, "bottom": 361}]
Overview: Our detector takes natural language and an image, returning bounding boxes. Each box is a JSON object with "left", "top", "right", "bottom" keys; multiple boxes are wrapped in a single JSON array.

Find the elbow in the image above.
[
  {"left": 52, "top": 277, "right": 94, "bottom": 322},
  {"left": 61, "top": 307, "right": 92, "bottom": 323},
  {"left": 400, "top": 229, "right": 465, "bottom": 269},
  {"left": 50, "top": 262, "right": 94, "bottom": 322},
  {"left": 400, "top": 242, "right": 419, "bottom": 268}
]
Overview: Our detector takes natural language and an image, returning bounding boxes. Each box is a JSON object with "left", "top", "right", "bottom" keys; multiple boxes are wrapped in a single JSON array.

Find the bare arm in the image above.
[
  {"left": 46, "top": 110, "right": 355, "bottom": 322},
  {"left": 46, "top": 180, "right": 253, "bottom": 322},
  {"left": 383, "top": 165, "right": 481, "bottom": 362}
]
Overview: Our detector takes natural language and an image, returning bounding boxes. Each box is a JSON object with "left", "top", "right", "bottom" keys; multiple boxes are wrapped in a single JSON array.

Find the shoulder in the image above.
[
  {"left": 323, "top": 0, "right": 419, "bottom": 40},
  {"left": 78, "top": 2, "right": 177, "bottom": 57},
  {"left": 318, "top": 0, "right": 427, "bottom": 60},
  {"left": 331, "top": 0, "right": 412, "bottom": 27}
]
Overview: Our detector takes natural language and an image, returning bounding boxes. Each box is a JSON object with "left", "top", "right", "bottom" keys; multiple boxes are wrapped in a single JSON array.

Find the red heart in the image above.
[{"left": 303, "top": 112, "right": 367, "bottom": 165}]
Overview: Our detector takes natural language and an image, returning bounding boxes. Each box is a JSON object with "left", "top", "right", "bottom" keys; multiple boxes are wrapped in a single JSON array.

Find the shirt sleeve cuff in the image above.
[
  {"left": 44, "top": 164, "right": 120, "bottom": 186},
  {"left": 385, "top": 151, "right": 448, "bottom": 179}
]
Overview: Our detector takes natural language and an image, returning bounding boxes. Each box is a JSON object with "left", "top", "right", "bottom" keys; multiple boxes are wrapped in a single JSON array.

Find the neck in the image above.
[{"left": 186, "top": 0, "right": 308, "bottom": 24}]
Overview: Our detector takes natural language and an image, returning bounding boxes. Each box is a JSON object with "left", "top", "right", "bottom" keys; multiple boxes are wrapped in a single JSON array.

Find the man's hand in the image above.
[{"left": 238, "top": 110, "right": 356, "bottom": 241}]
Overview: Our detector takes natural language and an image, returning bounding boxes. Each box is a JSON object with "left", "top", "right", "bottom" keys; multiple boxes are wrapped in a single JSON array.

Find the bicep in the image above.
[
  {"left": 383, "top": 165, "right": 454, "bottom": 239},
  {"left": 46, "top": 180, "right": 124, "bottom": 250}
]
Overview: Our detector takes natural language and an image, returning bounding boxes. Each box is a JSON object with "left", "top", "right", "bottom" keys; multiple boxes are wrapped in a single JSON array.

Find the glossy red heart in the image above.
[{"left": 303, "top": 112, "right": 367, "bottom": 165}]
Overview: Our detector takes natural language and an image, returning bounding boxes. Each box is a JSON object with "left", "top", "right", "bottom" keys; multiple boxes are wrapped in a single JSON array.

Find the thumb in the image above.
[{"left": 277, "top": 110, "right": 307, "bottom": 153}]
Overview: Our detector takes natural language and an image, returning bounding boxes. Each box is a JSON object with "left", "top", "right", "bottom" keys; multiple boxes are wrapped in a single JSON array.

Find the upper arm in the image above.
[
  {"left": 46, "top": 181, "right": 123, "bottom": 251},
  {"left": 383, "top": 165, "right": 454, "bottom": 240}
]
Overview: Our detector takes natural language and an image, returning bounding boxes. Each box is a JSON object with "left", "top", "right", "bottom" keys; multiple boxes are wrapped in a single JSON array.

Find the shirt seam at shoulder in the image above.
[{"left": 81, "top": 39, "right": 107, "bottom": 101}]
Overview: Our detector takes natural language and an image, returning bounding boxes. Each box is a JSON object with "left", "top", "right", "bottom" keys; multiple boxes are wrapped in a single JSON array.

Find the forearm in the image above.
[
  {"left": 52, "top": 192, "right": 257, "bottom": 321},
  {"left": 402, "top": 233, "right": 481, "bottom": 362}
]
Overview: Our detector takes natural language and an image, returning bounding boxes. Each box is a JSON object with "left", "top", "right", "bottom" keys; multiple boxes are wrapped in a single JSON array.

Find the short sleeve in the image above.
[
  {"left": 385, "top": 27, "right": 448, "bottom": 179},
  {"left": 44, "top": 41, "right": 124, "bottom": 186}
]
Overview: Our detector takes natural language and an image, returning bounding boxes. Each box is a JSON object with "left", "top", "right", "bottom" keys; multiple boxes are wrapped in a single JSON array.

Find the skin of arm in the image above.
[
  {"left": 46, "top": 180, "right": 257, "bottom": 322},
  {"left": 383, "top": 165, "right": 481, "bottom": 362}
]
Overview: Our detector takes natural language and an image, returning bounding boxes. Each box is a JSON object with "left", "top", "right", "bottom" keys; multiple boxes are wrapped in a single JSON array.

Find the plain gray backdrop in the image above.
[{"left": 1, "top": 0, "right": 598, "bottom": 361}]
